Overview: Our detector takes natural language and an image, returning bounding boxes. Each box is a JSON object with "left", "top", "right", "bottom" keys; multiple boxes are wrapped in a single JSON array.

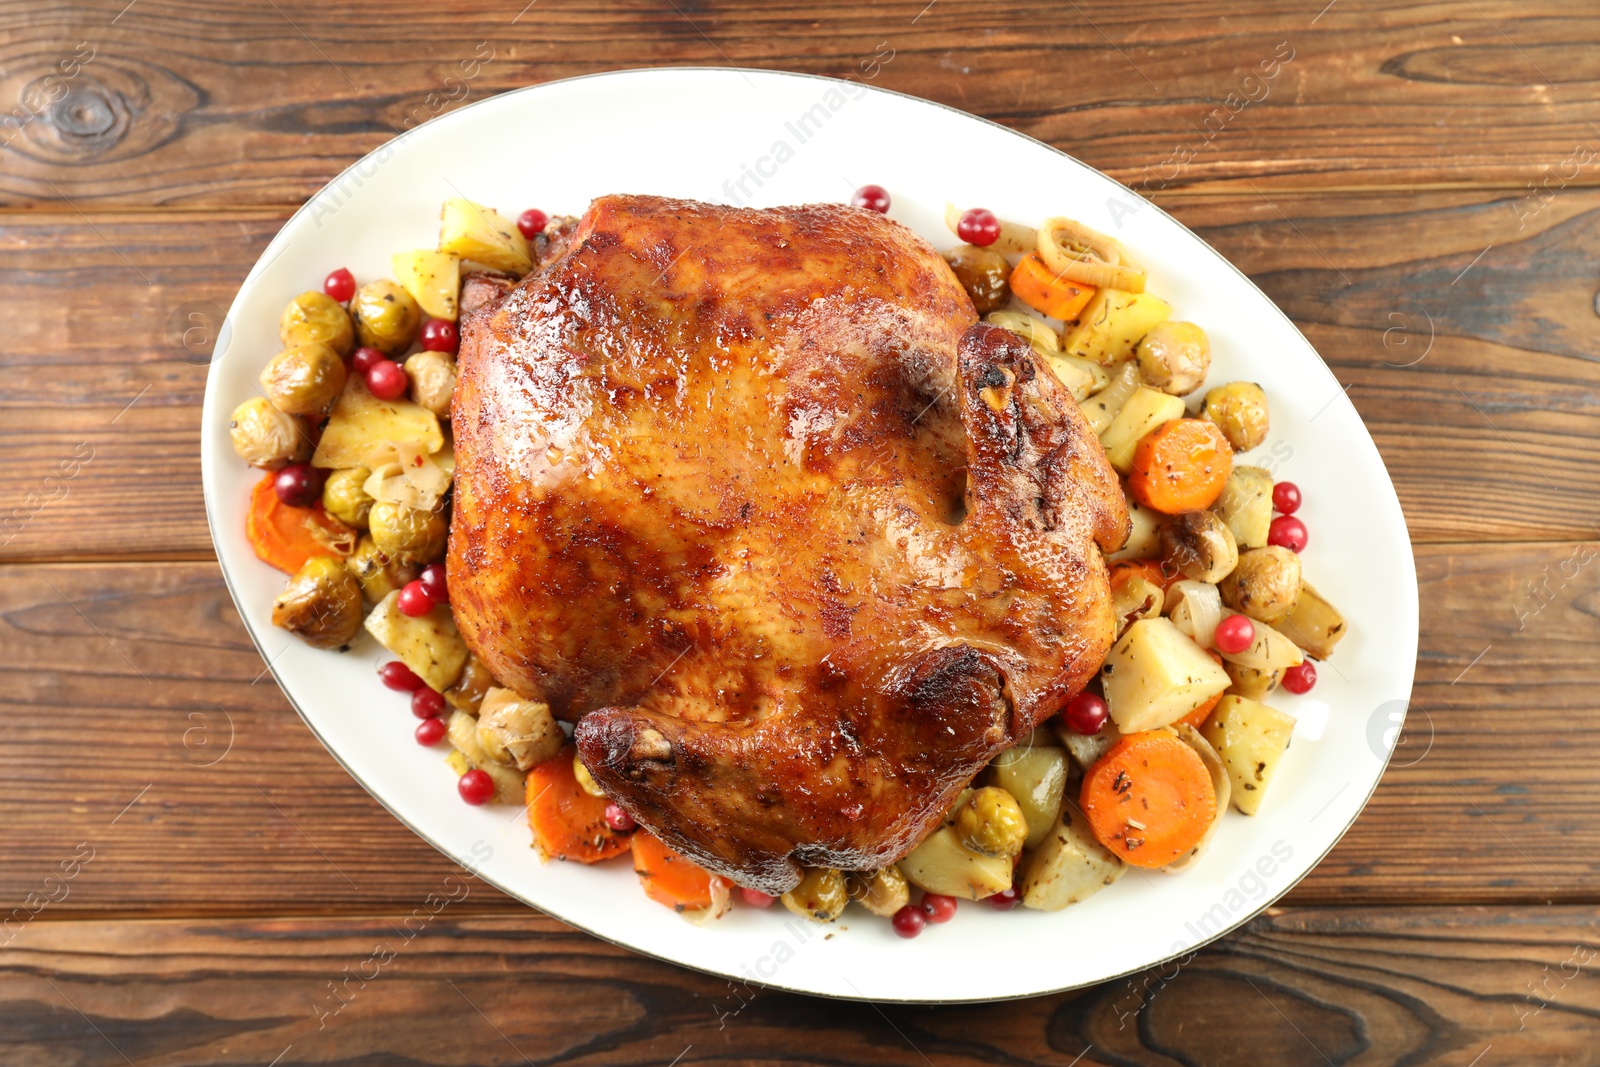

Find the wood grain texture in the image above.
[
  {"left": 5, "top": 188, "right": 1600, "bottom": 560},
  {"left": 3, "top": 907, "right": 1596, "bottom": 1065},
  {"left": 3, "top": 1, "right": 1599, "bottom": 207},
  {"left": 0, "top": 541, "right": 1593, "bottom": 916}
]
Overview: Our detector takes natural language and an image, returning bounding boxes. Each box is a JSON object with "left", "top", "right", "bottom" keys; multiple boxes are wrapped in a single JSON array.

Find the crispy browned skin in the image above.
[{"left": 449, "top": 195, "right": 1129, "bottom": 893}]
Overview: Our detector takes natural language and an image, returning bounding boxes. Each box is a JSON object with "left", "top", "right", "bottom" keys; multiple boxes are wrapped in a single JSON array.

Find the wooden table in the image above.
[{"left": 4, "top": 2, "right": 1598, "bottom": 1063}]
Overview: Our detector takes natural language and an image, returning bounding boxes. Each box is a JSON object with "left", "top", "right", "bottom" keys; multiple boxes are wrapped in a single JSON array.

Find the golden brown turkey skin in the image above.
[{"left": 449, "top": 194, "right": 1128, "bottom": 894}]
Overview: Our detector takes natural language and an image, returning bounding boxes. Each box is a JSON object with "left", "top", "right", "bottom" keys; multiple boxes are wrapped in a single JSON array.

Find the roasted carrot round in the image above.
[
  {"left": 244, "top": 473, "right": 353, "bottom": 574},
  {"left": 632, "top": 830, "right": 724, "bottom": 912},
  {"left": 1176, "top": 652, "right": 1228, "bottom": 729},
  {"left": 526, "top": 745, "right": 631, "bottom": 864},
  {"left": 1009, "top": 254, "right": 1097, "bottom": 322},
  {"left": 1127, "top": 418, "right": 1234, "bottom": 515},
  {"left": 1081, "top": 730, "right": 1217, "bottom": 868}
]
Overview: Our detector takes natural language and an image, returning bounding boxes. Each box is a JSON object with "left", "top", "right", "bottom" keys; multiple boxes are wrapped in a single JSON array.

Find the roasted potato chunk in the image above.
[
  {"left": 1219, "top": 546, "right": 1302, "bottom": 623},
  {"left": 439, "top": 198, "right": 533, "bottom": 276},
  {"left": 1136, "top": 320, "right": 1210, "bottom": 395},
  {"left": 1202, "top": 695, "right": 1296, "bottom": 815},
  {"left": 1199, "top": 381, "right": 1269, "bottom": 452}
]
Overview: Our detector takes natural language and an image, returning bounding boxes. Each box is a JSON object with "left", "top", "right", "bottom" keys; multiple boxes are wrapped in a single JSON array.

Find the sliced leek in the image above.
[{"left": 1038, "top": 216, "right": 1147, "bottom": 293}]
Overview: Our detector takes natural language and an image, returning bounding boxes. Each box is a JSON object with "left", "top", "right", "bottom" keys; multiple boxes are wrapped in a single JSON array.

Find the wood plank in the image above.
[
  {"left": 5, "top": 187, "right": 1599, "bottom": 559},
  {"left": 0, "top": 543, "right": 1593, "bottom": 915},
  {"left": 2, "top": 906, "right": 1596, "bottom": 1064},
  {"left": 2, "top": 1, "right": 1598, "bottom": 208}
]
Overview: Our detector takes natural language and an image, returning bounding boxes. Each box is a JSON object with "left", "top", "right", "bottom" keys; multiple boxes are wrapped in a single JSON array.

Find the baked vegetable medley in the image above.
[{"left": 231, "top": 188, "right": 1345, "bottom": 936}]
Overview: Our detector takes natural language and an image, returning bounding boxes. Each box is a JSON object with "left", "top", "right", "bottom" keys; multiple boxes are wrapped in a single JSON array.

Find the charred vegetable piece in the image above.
[
  {"left": 445, "top": 654, "right": 497, "bottom": 713},
  {"left": 271, "top": 557, "right": 363, "bottom": 649},
  {"left": 944, "top": 244, "right": 1011, "bottom": 314},
  {"left": 1159, "top": 510, "right": 1239, "bottom": 584}
]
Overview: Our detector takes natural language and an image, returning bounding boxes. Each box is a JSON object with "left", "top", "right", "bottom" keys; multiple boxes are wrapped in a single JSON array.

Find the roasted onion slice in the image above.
[{"left": 1037, "top": 216, "right": 1147, "bottom": 293}]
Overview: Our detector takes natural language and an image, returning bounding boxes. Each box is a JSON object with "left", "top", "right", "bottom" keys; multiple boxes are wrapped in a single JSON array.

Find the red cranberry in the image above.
[
  {"left": 1268, "top": 515, "right": 1308, "bottom": 553},
  {"left": 1214, "top": 614, "right": 1256, "bottom": 654},
  {"left": 1272, "top": 480, "right": 1302, "bottom": 515},
  {"left": 419, "top": 318, "right": 458, "bottom": 353},
  {"left": 272, "top": 462, "right": 324, "bottom": 508},
  {"left": 921, "top": 893, "right": 958, "bottom": 924},
  {"left": 352, "top": 346, "right": 385, "bottom": 376},
  {"left": 1282, "top": 661, "right": 1317, "bottom": 694},
  {"left": 323, "top": 268, "right": 356, "bottom": 303},
  {"left": 891, "top": 904, "right": 927, "bottom": 938},
  {"left": 380, "top": 660, "right": 425, "bottom": 692},
  {"left": 739, "top": 887, "right": 776, "bottom": 908},
  {"left": 366, "top": 359, "right": 407, "bottom": 400},
  {"left": 397, "top": 580, "right": 435, "bottom": 617},
  {"left": 517, "top": 208, "right": 548, "bottom": 239},
  {"left": 457, "top": 768, "right": 495, "bottom": 805},
  {"left": 851, "top": 184, "right": 890, "bottom": 213},
  {"left": 603, "top": 803, "right": 637, "bottom": 832},
  {"left": 411, "top": 687, "right": 445, "bottom": 719},
  {"left": 419, "top": 563, "right": 448, "bottom": 604},
  {"left": 956, "top": 208, "right": 1001, "bottom": 246},
  {"left": 987, "top": 886, "right": 1020, "bottom": 910},
  {"left": 415, "top": 717, "right": 446, "bottom": 745},
  {"left": 1063, "top": 692, "right": 1109, "bottom": 735}
]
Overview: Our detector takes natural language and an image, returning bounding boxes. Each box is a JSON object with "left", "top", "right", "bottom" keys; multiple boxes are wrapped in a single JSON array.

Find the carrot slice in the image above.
[
  {"left": 1176, "top": 652, "right": 1228, "bottom": 729},
  {"left": 526, "top": 745, "right": 631, "bottom": 864},
  {"left": 1081, "top": 730, "right": 1217, "bottom": 868},
  {"left": 632, "top": 831, "right": 722, "bottom": 912},
  {"left": 1109, "top": 558, "right": 1181, "bottom": 593},
  {"left": 1009, "top": 254, "right": 1098, "bottom": 321},
  {"left": 1127, "top": 419, "right": 1234, "bottom": 515},
  {"left": 244, "top": 474, "right": 354, "bottom": 574}
]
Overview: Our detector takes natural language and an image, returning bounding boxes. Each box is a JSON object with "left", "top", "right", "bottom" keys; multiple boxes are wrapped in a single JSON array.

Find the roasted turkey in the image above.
[{"left": 448, "top": 194, "right": 1129, "bottom": 894}]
